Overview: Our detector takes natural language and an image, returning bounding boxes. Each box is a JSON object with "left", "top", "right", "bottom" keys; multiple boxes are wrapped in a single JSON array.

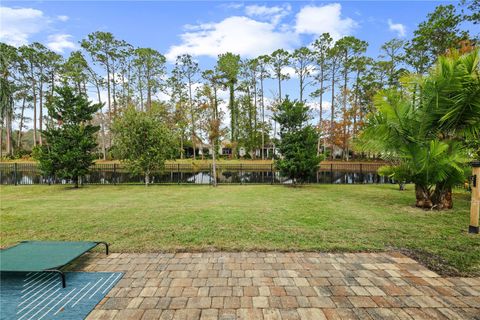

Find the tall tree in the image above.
[
  {"left": 0, "top": 43, "right": 17, "bottom": 157},
  {"left": 18, "top": 44, "right": 41, "bottom": 146},
  {"left": 326, "top": 43, "right": 342, "bottom": 159},
  {"left": 379, "top": 39, "right": 405, "bottom": 87},
  {"left": 63, "top": 51, "right": 90, "bottom": 95},
  {"left": 269, "top": 49, "right": 290, "bottom": 102},
  {"left": 133, "top": 48, "right": 166, "bottom": 111},
  {"left": 460, "top": 0, "right": 480, "bottom": 24},
  {"left": 167, "top": 71, "right": 188, "bottom": 159},
  {"left": 291, "top": 47, "right": 314, "bottom": 103},
  {"left": 197, "top": 83, "right": 224, "bottom": 185},
  {"left": 64, "top": 50, "right": 108, "bottom": 159},
  {"left": 174, "top": 54, "right": 200, "bottom": 158},
  {"left": 269, "top": 49, "right": 290, "bottom": 157},
  {"left": 81, "top": 32, "right": 118, "bottom": 118},
  {"left": 335, "top": 36, "right": 368, "bottom": 159},
  {"left": 408, "top": 4, "right": 468, "bottom": 69},
  {"left": 256, "top": 55, "right": 270, "bottom": 159},
  {"left": 217, "top": 52, "right": 241, "bottom": 143},
  {"left": 312, "top": 33, "right": 333, "bottom": 155}
]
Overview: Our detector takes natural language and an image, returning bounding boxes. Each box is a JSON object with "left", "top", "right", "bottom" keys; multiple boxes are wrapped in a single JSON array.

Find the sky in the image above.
[
  {"left": 1, "top": 1, "right": 458, "bottom": 62},
  {"left": 0, "top": 0, "right": 474, "bottom": 128}
]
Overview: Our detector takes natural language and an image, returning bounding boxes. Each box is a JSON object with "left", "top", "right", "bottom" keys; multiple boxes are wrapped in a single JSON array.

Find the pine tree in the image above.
[
  {"left": 274, "top": 97, "right": 322, "bottom": 184},
  {"left": 34, "top": 85, "right": 101, "bottom": 187}
]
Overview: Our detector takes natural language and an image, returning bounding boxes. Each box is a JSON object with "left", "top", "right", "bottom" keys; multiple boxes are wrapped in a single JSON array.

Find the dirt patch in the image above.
[{"left": 393, "top": 247, "right": 479, "bottom": 277}]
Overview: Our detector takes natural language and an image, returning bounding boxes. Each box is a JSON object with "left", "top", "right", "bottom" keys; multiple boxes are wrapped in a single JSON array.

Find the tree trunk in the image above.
[
  {"left": 31, "top": 66, "right": 38, "bottom": 147},
  {"left": 74, "top": 176, "right": 79, "bottom": 188},
  {"left": 260, "top": 75, "right": 265, "bottom": 160},
  {"left": 146, "top": 69, "right": 152, "bottom": 111},
  {"left": 5, "top": 105, "right": 12, "bottom": 156},
  {"left": 188, "top": 78, "right": 196, "bottom": 159},
  {"left": 229, "top": 83, "right": 235, "bottom": 142},
  {"left": 342, "top": 55, "right": 348, "bottom": 161},
  {"left": 317, "top": 67, "right": 324, "bottom": 156},
  {"left": 145, "top": 173, "right": 150, "bottom": 186},
  {"left": 138, "top": 69, "right": 144, "bottom": 111},
  {"left": 100, "top": 114, "right": 107, "bottom": 160},
  {"left": 432, "top": 184, "right": 453, "bottom": 210},
  {"left": 330, "top": 65, "right": 335, "bottom": 160},
  {"left": 277, "top": 74, "right": 282, "bottom": 102},
  {"left": 253, "top": 73, "right": 257, "bottom": 160},
  {"left": 180, "top": 135, "right": 184, "bottom": 159},
  {"left": 112, "top": 62, "right": 117, "bottom": 116},
  {"left": 415, "top": 184, "right": 433, "bottom": 209},
  {"left": 39, "top": 79, "right": 43, "bottom": 145},
  {"left": 17, "top": 96, "right": 26, "bottom": 149},
  {"left": 299, "top": 72, "right": 303, "bottom": 103},
  {"left": 0, "top": 123, "right": 3, "bottom": 158},
  {"left": 106, "top": 62, "right": 112, "bottom": 117},
  {"left": 212, "top": 139, "right": 217, "bottom": 187}
]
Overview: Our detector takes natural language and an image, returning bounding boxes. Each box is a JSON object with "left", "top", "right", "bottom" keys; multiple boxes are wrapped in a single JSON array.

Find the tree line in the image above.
[{"left": 0, "top": 2, "right": 478, "bottom": 160}]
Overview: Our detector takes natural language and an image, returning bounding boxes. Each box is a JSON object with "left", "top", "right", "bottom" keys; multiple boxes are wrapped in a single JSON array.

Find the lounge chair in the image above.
[{"left": 0, "top": 241, "right": 109, "bottom": 287}]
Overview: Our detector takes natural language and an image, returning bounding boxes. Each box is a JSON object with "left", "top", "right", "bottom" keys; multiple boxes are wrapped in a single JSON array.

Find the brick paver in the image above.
[{"left": 76, "top": 252, "right": 480, "bottom": 319}]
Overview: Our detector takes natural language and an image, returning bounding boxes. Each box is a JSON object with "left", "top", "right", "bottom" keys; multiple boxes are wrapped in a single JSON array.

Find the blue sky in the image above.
[
  {"left": 1, "top": 1, "right": 463, "bottom": 65},
  {"left": 0, "top": 1, "right": 474, "bottom": 126}
]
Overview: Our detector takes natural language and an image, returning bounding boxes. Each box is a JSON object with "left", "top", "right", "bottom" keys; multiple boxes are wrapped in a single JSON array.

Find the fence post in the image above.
[
  {"left": 113, "top": 163, "right": 117, "bottom": 185},
  {"left": 178, "top": 164, "right": 180, "bottom": 184},
  {"left": 330, "top": 163, "right": 334, "bottom": 184},
  {"left": 14, "top": 163, "right": 18, "bottom": 186}
]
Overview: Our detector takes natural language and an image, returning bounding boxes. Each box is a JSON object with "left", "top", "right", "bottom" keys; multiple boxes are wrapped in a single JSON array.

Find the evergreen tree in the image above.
[
  {"left": 34, "top": 85, "right": 101, "bottom": 187},
  {"left": 274, "top": 97, "right": 322, "bottom": 184}
]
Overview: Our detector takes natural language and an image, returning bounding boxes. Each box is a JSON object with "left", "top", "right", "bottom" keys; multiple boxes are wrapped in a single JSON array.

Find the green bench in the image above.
[{"left": 0, "top": 241, "right": 109, "bottom": 287}]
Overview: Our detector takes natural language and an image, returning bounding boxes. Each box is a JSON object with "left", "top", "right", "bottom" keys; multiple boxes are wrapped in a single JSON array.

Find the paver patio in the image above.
[{"left": 71, "top": 252, "right": 480, "bottom": 320}]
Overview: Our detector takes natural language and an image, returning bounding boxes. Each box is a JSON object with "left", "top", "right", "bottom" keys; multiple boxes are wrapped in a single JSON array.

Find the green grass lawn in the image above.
[{"left": 1, "top": 184, "right": 478, "bottom": 275}]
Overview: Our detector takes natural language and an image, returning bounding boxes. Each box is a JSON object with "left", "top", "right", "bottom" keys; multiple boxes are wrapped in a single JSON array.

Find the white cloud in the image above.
[
  {"left": 0, "top": 6, "right": 48, "bottom": 46},
  {"left": 221, "top": 3, "right": 244, "bottom": 10},
  {"left": 244, "top": 4, "right": 291, "bottom": 25},
  {"left": 388, "top": 19, "right": 406, "bottom": 37},
  {"left": 57, "top": 15, "right": 69, "bottom": 22},
  {"left": 295, "top": 4, "right": 357, "bottom": 40},
  {"left": 46, "top": 34, "right": 77, "bottom": 53},
  {"left": 282, "top": 66, "right": 297, "bottom": 79},
  {"left": 166, "top": 16, "right": 299, "bottom": 61},
  {"left": 282, "top": 65, "right": 318, "bottom": 79}
]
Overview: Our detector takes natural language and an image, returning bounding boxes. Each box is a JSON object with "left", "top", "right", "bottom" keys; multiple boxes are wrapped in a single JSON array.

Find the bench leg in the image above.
[
  {"left": 47, "top": 270, "right": 66, "bottom": 288},
  {"left": 98, "top": 242, "right": 109, "bottom": 255}
]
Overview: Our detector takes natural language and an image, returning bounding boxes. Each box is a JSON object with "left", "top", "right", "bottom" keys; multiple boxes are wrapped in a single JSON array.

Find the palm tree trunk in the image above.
[
  {"left": 415, "top": 184, "right": 433, "bottom": 209},
  {"left": 432, "top": 184, "right": 453, "bottom": 210}
]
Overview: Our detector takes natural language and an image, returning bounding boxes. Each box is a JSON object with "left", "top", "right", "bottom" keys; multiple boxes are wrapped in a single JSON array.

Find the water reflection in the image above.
[{"left": 1, "top": 169, "right": 393, "bottom": 185}]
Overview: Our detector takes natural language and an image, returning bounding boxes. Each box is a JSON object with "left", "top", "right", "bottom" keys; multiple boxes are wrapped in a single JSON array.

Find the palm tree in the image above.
[{"left": 357, "top": 49, "right": 479, "bottom": 209}]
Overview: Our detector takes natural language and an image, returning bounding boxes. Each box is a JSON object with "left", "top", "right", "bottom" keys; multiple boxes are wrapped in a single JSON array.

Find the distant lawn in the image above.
[{"left": 1, "top": 184, "right": 478, "bottom": 275}]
